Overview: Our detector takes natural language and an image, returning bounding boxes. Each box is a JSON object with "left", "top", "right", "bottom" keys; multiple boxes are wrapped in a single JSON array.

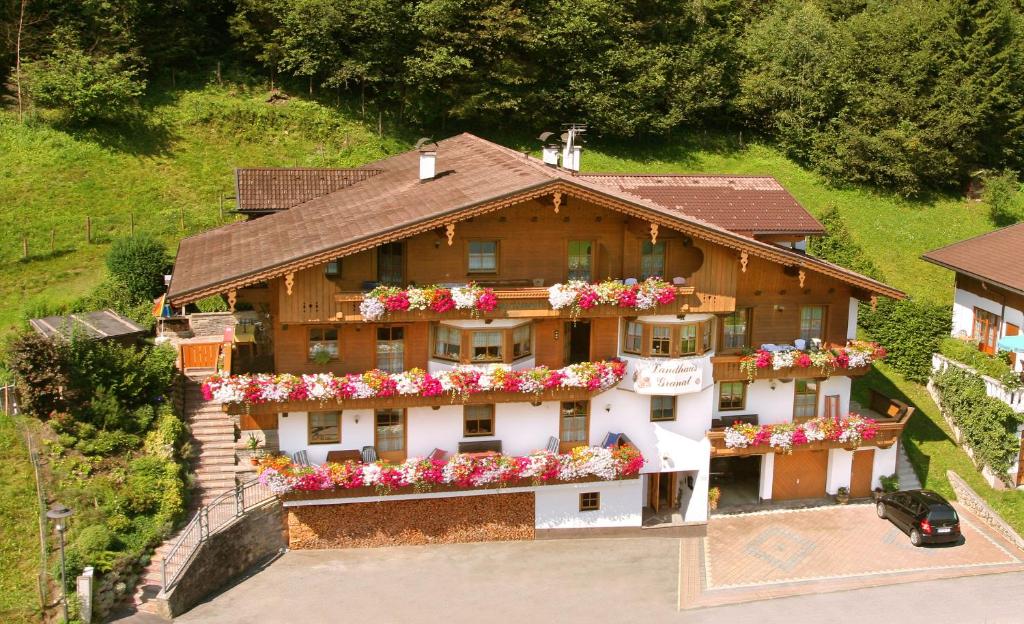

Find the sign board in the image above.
[{"left": 632, "top": 358, "right": 703, "bottom": 395}]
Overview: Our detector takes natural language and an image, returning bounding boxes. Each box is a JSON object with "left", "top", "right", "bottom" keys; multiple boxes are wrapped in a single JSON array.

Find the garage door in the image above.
[
  {"left": 850, "top": 449, "right": 876, "bottom": 498},
  {"left": 772, "top": 450, "right": 828, "bottom": 500}
]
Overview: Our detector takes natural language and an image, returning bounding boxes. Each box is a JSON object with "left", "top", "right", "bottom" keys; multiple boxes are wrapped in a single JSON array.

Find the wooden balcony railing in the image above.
[
  {"left": 711, "top": 347, "right": 874, "bottom": 382},
  {"left": 224, "top": 386, "right": 598, "bottom": 418},
  {"left": 332, "top": 285, "right": 696, "bottom": 322},
  {"left": 706, "top": 407, "right": 913, "bottom": 457}
]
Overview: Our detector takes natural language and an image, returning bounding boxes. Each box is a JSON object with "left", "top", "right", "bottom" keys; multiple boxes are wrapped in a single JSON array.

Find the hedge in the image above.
[{"left": 939, "top": 337, "right": 1022, "bottom": 390}]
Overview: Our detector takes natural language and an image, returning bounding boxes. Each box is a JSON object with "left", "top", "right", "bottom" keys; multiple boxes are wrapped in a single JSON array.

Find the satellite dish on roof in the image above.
[
  {"left": 414, "top": 137, "right": 437, "bottom": 152},
  {"left": 538, "top": 131, "right": 557, "bottom": 143}
]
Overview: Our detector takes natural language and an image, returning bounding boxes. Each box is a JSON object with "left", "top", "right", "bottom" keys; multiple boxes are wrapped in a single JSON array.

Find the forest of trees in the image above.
[{"left": 2, "top": 0, "right": 1024, "bottom": 196}]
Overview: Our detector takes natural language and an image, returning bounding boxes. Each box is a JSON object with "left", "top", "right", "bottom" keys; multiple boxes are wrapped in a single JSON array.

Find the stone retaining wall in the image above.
[
  {"left": 288, "top": 492, "right": 535, "bottom": 549},
  {"left": 947, "top": 470, "right": 1024, "bottom": 553},
  {"left": 159, "top": 502, "right": 287, "bottom": 617}
]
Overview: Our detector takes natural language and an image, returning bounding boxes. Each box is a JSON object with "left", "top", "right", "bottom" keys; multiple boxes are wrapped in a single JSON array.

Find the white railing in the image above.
[
  {"left": 932, "top": 353, "right": 1024, "bottom": 412},
  {"left": 161, "top": 478, "right": 275, "bottom": 591}
]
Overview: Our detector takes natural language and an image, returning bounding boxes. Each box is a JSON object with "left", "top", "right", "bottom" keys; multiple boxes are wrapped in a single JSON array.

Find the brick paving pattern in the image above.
[{"left": 681, "top": 502, "right": 1024, "bottom": 609}]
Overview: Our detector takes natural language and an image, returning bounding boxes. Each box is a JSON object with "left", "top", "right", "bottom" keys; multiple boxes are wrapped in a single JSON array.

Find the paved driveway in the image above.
[
  {"left": 175, "top": 503, "right": 1024, "bottom": 622},
  {"left": 683, "top": 502, "right": 1024, "bottom": 608},
  {"left": 177, "top": 538, "right": 683, "bottom": 624}
]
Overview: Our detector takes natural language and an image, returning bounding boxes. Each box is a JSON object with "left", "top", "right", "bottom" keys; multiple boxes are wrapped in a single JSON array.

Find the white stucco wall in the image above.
[
  {"left": 826, "top": 449, "right": 854, "bottom": 495},
  {"left": 713, "top": 376, "right": 851, "bottom": 426},
  {"left": 277, "top": 409, "right": 374, "bottom": 464},
  {"left": 952, "top": 287, "right": 1024, "bottom": 339},
  {"left": 847, "top": 297, "right": 859, "bottom": 341},
  {"left": 872, "top": 444, "right": 898, "bottom": 490},
  {"left": 759, "top": 453, "right": 774, "bottom": 499},
  {"left": 534, "top": 478, "right": 643, "bottom": 529}
]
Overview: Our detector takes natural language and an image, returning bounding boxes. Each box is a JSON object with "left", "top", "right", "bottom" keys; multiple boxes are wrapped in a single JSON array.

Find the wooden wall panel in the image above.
[
  {"left": 957, "top": 273, "right": 1024, "bottom": 313},
  {"left": 534, "top": 319, "right": 564, "bottom": 369},
  {"left": 590, "top": 317, "right": 619, "bottom": 361}
]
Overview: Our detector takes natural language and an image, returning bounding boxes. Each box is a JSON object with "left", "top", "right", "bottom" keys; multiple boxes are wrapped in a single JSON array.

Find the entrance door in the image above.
[
  {"left": 974, "top": 307, "right": 1001, "bottom": 355},
  {"left": 1017, "top": 436, "right": 1024, "bottom": 487},
  {"left": 850, "top": 449, "right": 876, "bottom": 498},
  {"left": 772, "top": 450, "right": 828, "bottom": 500},
  {"left": 374, "top": 409, "right": 406, "bottom": 463},
  {"left": 565, "top": 321, "right": 591, "bottom": 365},
  {"left": 648, "top": 473, "right": 660, "bottom": 513}
]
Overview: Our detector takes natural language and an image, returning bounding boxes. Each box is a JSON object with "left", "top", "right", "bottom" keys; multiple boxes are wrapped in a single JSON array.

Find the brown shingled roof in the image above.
[
  {"left": 168, "top": 133, "right": 903, "bottom": 304},
  {"left": 235, "top": 167, "right": 382, "bottom": 213},
  {"left": 579, "top": 174, "right": 825, "bottom": 236},
  {"left": 922, "top": 223, "right": 1024, "bottom": 294}
]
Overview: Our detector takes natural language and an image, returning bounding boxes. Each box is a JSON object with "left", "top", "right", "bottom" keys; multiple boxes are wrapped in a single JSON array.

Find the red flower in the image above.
[
  {"left": 476, "top": 289, "right": 498, "bottom": 312},
  {"left": 795, "top": 353, "right": 813, "bottom": 368},
  {"left": 430, "top": 289, "right": 456, "bottom": 312},
  {"left": 578, "top": 288, "right": 600, "bottom": 309},
  {"left": 384, "top": 291, "right": 410, "bottom": 312},
  {"left": 617, "top": 287, "right": 638, "bottom": 308},
  {"left": 655, "top": 287, "right": 676, "bottom": 305}
]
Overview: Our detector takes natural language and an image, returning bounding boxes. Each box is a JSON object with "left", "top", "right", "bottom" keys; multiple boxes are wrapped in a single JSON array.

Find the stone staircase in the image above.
[
  {"left": 897, "top": 441, "right": 923, "bottom": 490},
  {"left": 129, "top": 372, "right": 239, "bottom": 616}
]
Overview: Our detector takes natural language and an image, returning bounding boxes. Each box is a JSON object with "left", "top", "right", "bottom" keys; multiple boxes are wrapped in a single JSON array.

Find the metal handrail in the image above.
[{"left": 160, "top": 477, "right": 275, "bottom": 591}]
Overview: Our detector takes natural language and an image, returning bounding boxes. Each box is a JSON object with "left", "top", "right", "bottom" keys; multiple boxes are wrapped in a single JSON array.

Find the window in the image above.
[
  {"left": 512, "top": 324, "right": 532, "bottom": 359},
  {"left": 324, "top": 260, "right": 341, "bottom": 278},
  {"left": 433, "top": 325, "right": 461, "bottom": 360},
  {"left": 702, "top": 319, "right": 713, "bottom": 353},
  {"left": 560, "top": 401, "right": 589, "bottom": 448},
  {"left": 793, "top": 380, "right": 819, "bottom": 421},
  {"left": 651, "top": 325, "right": 672, "bottom": 356},
  {"left": 718, "top": 382, "right": 746, "bottom": 411},
  {"left": 467, "top": 240, "right": 498, "bottom": 273},
  {"left": 973, "top": 307, "right": 1001, "bottom": 355},
  {"left": 650, "top": 396, "right": 676, "bottom": 422},
  {"left": 799, "top": 306, "right": 826, "bottom": 343},
  {"left": 641, "top": 241, "right": 666, "bottom": 279},
  {"left": 375, "top": 409, "right": 405, "bottom": 452},
  {"left": 377, "top": 242, "right": 404, "bottom": 285},
  {"left": 308, "top": 327, "right": 339, "bottom": 361},
  {"left": 679, "top": 324, "right": 698, "bottom": 355},
  {"left": 376, "top": 327, "right": 405, "bottom": 372},
  {"left": 567, "top": 241, "right": 593, "bottom": 281},
  {"left": 623, "top": 321, "right": 643, "bottom": 354},
  {"left": 464, "top": 405, "right": 495, "bottom": 437},
  {"left": 308, "top": 411, "right": 340, "bottom": 444},
  {"left": 579, "top": 492, "right": 601, "bottom": 512},
  {"left": 722, "top": 308, "right": 751, "bottom": 350},
  {"left": 472, "top": 331, "right": 503, "bottom": 362}
]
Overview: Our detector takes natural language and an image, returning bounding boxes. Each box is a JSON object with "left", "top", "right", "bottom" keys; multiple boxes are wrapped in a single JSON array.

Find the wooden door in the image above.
[
  {"left": 772, "top": 450, "right": 828, "bottom": 500},
  {"left": 1017, "top": 436, "right": 1024, "bottom": 487},
  {"left": 181, "top": 342, "right": 221, "bottom": 370},
  {"left": 648, "top": 473, "right": 660, "bottom": 513},
  {"left": 850, "top": 449, "right": 875, "bottom": 498},
  {"left": 374, "top": 409, "right": 406, "bottom": 463},
  {"left": 667, "top": 472, "right": 679, "bottom": 508},
  {"left": 1008, "top": 323, "right": 1020, "bottom": 369}
]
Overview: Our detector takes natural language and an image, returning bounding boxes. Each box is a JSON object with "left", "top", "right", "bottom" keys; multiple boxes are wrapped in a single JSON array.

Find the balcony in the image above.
[
  {"left": 707, "top": 394, "right": 913, "bottom": 457},
  {"left": 711, "top": 342, "right": 883, "bottom": 382},
  {"left": 333, "top": 284, "right": 697, "bottom": 323}
]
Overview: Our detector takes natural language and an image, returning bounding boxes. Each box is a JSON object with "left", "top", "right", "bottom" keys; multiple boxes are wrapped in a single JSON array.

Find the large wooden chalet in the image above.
[{"left": 165, "top": 133, "right": 908, "bottom": 541}]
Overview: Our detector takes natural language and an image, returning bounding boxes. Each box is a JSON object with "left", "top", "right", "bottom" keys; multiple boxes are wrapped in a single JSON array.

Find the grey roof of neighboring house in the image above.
[{"left": 29, "top": 309, "right": 147, "bottom": 341}]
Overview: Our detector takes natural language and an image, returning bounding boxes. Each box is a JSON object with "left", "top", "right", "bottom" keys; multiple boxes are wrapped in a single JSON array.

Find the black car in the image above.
[{"left": 876, "top": 489, "right": 961, "bottom": 546}]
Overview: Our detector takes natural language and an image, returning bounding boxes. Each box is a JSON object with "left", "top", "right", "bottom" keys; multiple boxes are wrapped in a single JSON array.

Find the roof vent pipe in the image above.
[
  {"left": 415, "top": 138, "right": 438, "bottom": 181},
  {"left": 538, "top": 131, "right": 560, "bottom": 167},
  {"left": 560, "top": 124, "right": 586, "bottom": 172}
]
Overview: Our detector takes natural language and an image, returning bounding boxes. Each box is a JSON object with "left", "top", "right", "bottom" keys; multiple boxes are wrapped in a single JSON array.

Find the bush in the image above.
[
  {"left": 939, "top": 337, "right": 1022, "bottom": 389},
  {"left": 807, "top": 206, "right": 885, "bottom": 280},
  {"left": 74, "top": 429, "right": 141, "bottom": 456},
  {"left": 4, "top": 331, "right": 76, "bottom": 418},
  {"left": 932, "top": 365, "right": 1024, "bottom": 484},
  {"left": 67, "top": 340, "right": 177, "bottom": 421},
  {"left": 22, "top": 29, "right": 146, "bottom": 124},
  {"left": 143, "top": 405, "right": 186, "bottom": 460},
  {"left": 859, "top": 298, "right": 951, "bottom": 383},
  {"left": 194, "top": 294, "right": 228, "bottom": 313},
  {"left": 105, "top": 235, "right": 169, "bottom": 303},
  {"left": 123, "top": 456, "right": 170, "bottom": 515},
  {"left": 981, "top": 169, "right": 1023, "bottom": 226}
]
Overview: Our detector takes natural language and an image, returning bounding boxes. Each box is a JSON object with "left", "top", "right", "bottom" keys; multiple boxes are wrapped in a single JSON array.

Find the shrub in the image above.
[
  {"left": 980, "top": 169, "right": 1023, "bottom": 226},
  {"left": 74, "top": 429, "right": 141, "bottom": 456},
  {"left": 105, "top": 235, "right": 169, "bottom": 303},
  {"left": 859, "top": 298, "right": 951, "bottom": 383},
  {"left": 932, "top": 365, "right": 1024, "bottom": 484},
  {"left": 939, "top": 337, "right": 1022, "bottom": 390},
  {"left": 4, "top": 331, "right": 76, "bottom": 418},
  {"left": 194, "top": 295, "right": 228, "bottom": 313},
  {"left": 22, "top": 28, "right": 146, "bottom": 124},
  {"left": 123, "top": 456, "right": 169, "bottom": 515},
  {"left": 806, "top": 206, "right": 884, "bottom": 281},
  {"left": 143, "top": 405, "right": 186, "bottom": 460},
  {"left": 67, "top": 340, "right": 177, "bottom": 421}
]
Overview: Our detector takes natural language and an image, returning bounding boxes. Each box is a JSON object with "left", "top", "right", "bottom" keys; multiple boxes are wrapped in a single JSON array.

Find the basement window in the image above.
[{"left": 579, "top": 492, "right": 601, "bottom": 512}]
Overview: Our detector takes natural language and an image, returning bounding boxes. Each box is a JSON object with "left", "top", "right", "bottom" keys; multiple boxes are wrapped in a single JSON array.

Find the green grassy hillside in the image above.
[
  {"left": 0, "top": 413, "right": 40, "bottom": 623},
  {"left": 0, "top": 82, "right": 998, "bottom": 337}
]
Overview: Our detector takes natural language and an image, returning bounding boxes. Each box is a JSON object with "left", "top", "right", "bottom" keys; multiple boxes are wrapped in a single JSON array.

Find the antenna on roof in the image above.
[{"left": 560, "top": 123, "right": 586, "bottom": 172}]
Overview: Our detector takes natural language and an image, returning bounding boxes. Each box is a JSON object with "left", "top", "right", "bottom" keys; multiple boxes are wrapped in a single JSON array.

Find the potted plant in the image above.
[
  {"left": 835, "top": 486, "right": 850, "bottom": 504},
  {"left": 245, "top": 433, "right": 263, "bottom": 466},
  {"left": 708, "top": 486, "right": 721, "bottom": 511},
  {"left": 880, "top": 473, "right": 900, "bottom": 493},
  {"left": 872, "top": 487, "right": 884, "bottom": 502},
  {"left": 310, "top": 345, "right": 334, "bottom": 366}
]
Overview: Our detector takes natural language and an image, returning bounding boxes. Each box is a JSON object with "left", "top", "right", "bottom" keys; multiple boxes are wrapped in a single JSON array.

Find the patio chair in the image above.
[
  {"left": 545, "top": 436, "right": 560, "bottom": 454},
  {"left": 623, "top": 277, "right": 639, "bottom": 286},
  {"left": 361, "top": 446, "right": 379, "bottom": 464},
  {"left": 793, "top": 339, "right": 807, "bottom": 350},
  {"left": 292, "top": 450, "right": 310, "bottom": 467},
  {"left": 600, "top": 432, "right": 621, "bottom": 448},
  {"left": 672, "top": 277, "right": 686, "bottom": 286}
]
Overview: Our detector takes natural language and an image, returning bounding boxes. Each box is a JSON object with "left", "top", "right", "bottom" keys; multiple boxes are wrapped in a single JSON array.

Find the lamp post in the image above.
[{"left": 46, "top": 503, "right": 73, "bottom": 623}]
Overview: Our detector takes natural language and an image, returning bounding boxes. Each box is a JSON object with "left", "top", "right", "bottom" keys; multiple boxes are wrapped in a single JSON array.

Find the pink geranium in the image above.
[
  {"left": 655, "top": 286, "right": 676, "bottom": 305},
  {"left": 795, "top": 353, "right": 813, "bottom": 368},
  {"left": 476, "top": 289, "right": 498, "bottom": 312},
  {"left": 429, "top": 289, "right": 456, "bottom": 312},
  {"left": 384, "top": 291, "right": 410, "bottom": 312}
]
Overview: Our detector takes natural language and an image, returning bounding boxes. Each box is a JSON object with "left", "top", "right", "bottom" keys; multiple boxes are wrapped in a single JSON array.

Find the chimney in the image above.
[
  {"left": 560, "top": 125, "right": 586, "bottom": 172},
  {"left": 415, "top": 138, "right": 437, "bottom": 181}
]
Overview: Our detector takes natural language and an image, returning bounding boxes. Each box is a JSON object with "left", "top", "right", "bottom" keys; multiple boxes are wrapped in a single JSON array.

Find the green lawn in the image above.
[
  {"left": 582, "top": 140, "right": 994, "bottom": 304},
  {"left": 854, "top": 363, "right": 1024, "bottom": 534},
  {"left": 0, "top": 81, "right": 403, "bottom": 336},
  {"left": 0, "top": 413, "right": 42, "bottom": 623}
]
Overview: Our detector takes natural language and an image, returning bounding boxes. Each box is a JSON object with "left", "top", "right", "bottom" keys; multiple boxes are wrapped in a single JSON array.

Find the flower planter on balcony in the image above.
[
  {"left": 706, "top": 411, "right": 910, "bottom": 457},
  {"left": 712, "top": 341, "right": 886, "bottom": 382}
]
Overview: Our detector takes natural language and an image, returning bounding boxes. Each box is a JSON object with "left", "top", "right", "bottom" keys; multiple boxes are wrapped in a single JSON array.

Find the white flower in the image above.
[
  {"left": 451, "top": 286, "right": 477, "bottom": 310},
  {"left": 407, "top": 288, "right": 430, "bottom": 310},
  {"left": 359, "top": 297, "right": 386, "bottom": 321},
  {"left": 548, "top": 283, "right": 578, "bottom": 310}
]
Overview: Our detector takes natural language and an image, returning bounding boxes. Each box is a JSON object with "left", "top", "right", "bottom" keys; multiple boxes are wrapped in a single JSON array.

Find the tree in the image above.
[
  {"left": 980, "top": 169, "right": 1023, "bottom": 225},
  {"left": 22, "top": 28, "right": 145, "bottom": 123},
  {"left": 105, "top": 235, "right": 168, "bottom": 303}
]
